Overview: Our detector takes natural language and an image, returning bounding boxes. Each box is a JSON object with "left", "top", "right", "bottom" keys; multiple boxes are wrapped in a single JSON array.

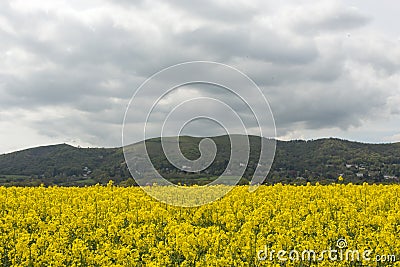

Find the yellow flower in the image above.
[{"left": 0, "top": 184, "right": 398, "bottom": 266}]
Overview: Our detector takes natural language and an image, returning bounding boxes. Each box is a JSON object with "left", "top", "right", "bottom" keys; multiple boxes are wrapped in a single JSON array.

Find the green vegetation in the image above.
[
  {"left": 0, "top": 144, "right": 129, "bottom": 186},
  {"left": 0, "top": 136, "right": 399, "bottom": 186}
]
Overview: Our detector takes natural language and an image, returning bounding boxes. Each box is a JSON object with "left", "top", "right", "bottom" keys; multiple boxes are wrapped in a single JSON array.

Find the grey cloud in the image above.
[
  {"left": 167, "top": 0, "right": 260, "bottom": 23},
  {"left": 178, "top": 26, "right": 319, "bottom": 64},
  {"left": 343, "top": 39, "right": 400, "bottom": 75},
  {"left": 0, "top": 0, "right": 399, "bottom": 152},
  {"left": 293, "top": 6, "right": 371, "bottom": 34},
  {"left": 103, "top": 0, "right": 147, "bottom": 7},
  {"left": 1, "top": 66, "right": 129, "bottom": 107},
  {"left": 268, "top": 76, "right": 389, "bottom": 134},
  {"left": 232, "top": 44, "right": 345, "bottom": 90},
  {"left": 1, "top": 2, "right": 186, "bottom": 77},
  {"left": 317, "top": 8, "right": 371, "bottom": 31},
  {"left": 34, "top": 113, "right": 122, "bottom": 147}
]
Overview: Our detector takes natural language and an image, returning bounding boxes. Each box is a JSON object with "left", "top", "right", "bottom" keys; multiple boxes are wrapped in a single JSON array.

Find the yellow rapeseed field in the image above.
[{"left": 0, "top": 183, "right": 399, "bottom": 266}]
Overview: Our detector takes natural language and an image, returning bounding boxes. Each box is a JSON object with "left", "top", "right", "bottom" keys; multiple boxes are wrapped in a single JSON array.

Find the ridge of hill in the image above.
[{"left": 0, "top": 136, "right": 399, "bottom": 186}]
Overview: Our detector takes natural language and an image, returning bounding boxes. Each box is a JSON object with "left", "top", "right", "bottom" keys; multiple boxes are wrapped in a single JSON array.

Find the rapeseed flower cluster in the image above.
[{"left": 0, "top": 183, "right": 398, "bottom": 266}]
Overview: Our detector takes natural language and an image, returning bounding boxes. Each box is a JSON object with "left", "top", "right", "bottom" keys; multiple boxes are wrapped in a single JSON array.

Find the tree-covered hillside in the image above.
[
  {"left": 0, "top": 136, "right": 399, "bottom": 186},
  {"left": 0, "top": 144, "right": 129, "bottom": 186}
]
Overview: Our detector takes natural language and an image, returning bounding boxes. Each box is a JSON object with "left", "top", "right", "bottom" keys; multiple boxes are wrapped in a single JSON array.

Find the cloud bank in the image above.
[{"left": 0, "top": 0, "right": 400, "bottom": 153}]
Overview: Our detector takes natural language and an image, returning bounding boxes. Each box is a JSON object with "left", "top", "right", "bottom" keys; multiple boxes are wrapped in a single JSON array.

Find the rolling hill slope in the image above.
[{"left": 0, "top": 136, "right": 399, "bottom": 186}]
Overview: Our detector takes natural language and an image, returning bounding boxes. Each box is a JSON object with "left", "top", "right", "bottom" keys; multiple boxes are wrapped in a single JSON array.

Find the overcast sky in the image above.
[{"left": 1, "top": 0, "right": 400, "bottom": 153}]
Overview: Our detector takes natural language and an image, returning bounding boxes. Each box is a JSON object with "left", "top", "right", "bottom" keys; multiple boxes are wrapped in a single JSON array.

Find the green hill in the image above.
[
  {"left": 0, "top": 144, "right": 127, "bottom": 186},
  {"left": 0, "top": 136, "right": 399, "bottom": 186}
]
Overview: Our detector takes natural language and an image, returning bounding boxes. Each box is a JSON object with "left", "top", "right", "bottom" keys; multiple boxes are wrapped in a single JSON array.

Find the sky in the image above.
[{"left": 0, "top": 0, "right": 400, "bottom": 154}]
